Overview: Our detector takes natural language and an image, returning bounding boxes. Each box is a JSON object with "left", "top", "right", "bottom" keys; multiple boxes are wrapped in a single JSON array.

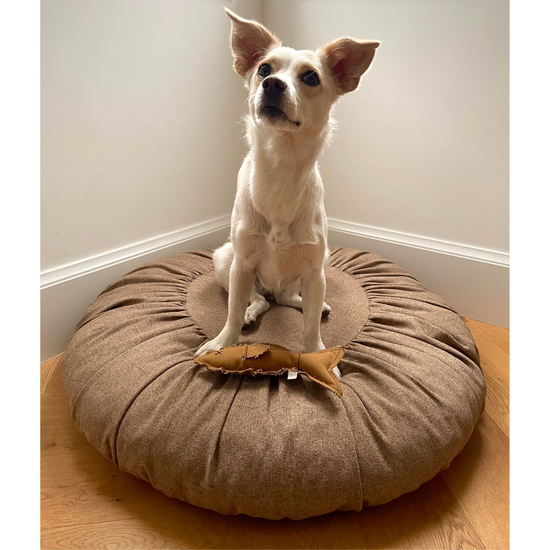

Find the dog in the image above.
[{"left": 195, "top": 8, "right": 380, "bottom": 364}]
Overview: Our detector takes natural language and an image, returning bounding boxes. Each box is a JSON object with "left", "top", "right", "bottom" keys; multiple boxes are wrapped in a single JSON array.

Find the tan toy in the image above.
[{"left": 194, "top": 343, "right": 345, "bottom": 397}]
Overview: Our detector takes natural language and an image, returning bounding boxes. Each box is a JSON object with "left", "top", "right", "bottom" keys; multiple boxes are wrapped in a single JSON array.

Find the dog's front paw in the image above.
[{"left": 195, "top": 336, "right": 235, "bottom": 358}]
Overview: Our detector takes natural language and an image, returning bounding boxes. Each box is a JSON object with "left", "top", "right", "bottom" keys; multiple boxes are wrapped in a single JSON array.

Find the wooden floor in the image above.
[{"left": 41, "top": 318, "right": 509, "bottom": 550}]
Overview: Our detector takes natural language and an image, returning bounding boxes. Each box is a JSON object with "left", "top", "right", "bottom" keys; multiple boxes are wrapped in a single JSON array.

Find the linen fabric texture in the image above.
[{"left": 62, "top": 247, "right": 485, "bottom": 520}]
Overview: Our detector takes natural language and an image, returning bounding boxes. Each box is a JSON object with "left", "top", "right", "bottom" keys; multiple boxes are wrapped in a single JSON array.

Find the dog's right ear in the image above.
[{"left": 225, "top": 8, "right": 281, "bottom": 78}]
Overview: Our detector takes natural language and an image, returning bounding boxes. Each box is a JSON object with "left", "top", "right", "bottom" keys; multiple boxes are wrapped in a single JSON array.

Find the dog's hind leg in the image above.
[
  {"left": 212, "top": 241, "right": 234, "bottom": 291},
  {"left": 213, "top": 241, "right": 270, "bottom": 327},
  {"left": 243, "top": 288, "right": 270, "bottom": 325},
  {"left": 274, "top": 281, "right": 331, "bottom": 315}
]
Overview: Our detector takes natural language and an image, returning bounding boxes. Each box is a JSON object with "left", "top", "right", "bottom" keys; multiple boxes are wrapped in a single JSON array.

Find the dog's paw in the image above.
[
  {"left": 243, "top": 310, "right": 257, "bottom": 326},
  {"left": 322, "top": 302, "right": 331, "bottom": 317},
  {"left": 195, "top": 337, "right": 231, "bottom": 358}
]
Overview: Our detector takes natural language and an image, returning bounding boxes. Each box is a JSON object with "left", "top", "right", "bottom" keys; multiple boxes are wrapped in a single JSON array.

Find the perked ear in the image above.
[
  {"left": 320, "top": 38, "right": 381, "bottom": 95},
  {"left": 225, "top": 8, "right": 281, "bottom": 78}
]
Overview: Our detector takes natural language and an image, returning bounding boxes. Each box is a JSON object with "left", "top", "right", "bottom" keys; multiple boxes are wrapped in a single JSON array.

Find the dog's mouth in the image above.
[
  {"left": 261, "top": 105, "right": 286, "bottom": 119},
  {"left": 260, "top": 105, "right": 301, "bottom": 127}
]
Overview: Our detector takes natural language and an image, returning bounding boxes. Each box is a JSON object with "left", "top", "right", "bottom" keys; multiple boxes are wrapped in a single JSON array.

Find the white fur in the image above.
[{"left": 195, "top": 9, "right": 379, "bottom": 364}]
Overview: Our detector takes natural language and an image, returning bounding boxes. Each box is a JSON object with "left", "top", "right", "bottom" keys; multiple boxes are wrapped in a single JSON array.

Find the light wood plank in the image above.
[
  {"left": 441, "top": 413, "right": 509, "bottom": 550},
  {"left": 41, "top": 356, "right": 88, "bottom": 452},
  {"left": 465, "top": 318, "right": 510, "bottom": 437},
  {"left": 355, "top": 475, "right": 485, "bottom": 550},
  {"left": 41, "top": 517, "right": 248, "bottom": 550},
  {"left": 41, "top": 354, "right": 64, "bottom": 395},
  {"left": 456, "top": 318, "right": 510, "bottom": 549},
  {"left": 244, "top": 512, "right": 366, "bottom": 549},
  {"left": 467, "top": 319, "right": 509, "bottom": 358}
]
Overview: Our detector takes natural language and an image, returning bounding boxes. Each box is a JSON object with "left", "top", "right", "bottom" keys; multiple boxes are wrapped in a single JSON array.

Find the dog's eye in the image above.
[
  {"left": 258, "top": 64, "right": 271, "bottom": 78},
  {"left": 301, "top": 70, "right": 320, "bottom": 87}
]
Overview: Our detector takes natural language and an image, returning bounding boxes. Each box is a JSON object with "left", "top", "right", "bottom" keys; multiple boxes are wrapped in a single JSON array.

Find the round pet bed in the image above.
[{"left": 62, "top": 247, "right": 485, "bottom": 520}]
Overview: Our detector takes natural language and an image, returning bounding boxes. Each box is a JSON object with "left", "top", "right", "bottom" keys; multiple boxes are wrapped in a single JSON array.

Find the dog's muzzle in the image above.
[{"left": 259, "top": 77, "right": 300, "bottom": 126}]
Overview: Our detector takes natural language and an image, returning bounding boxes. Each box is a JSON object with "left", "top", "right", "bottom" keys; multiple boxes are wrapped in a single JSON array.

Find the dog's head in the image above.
[{"left": 226, "top": 8, "right": 380, "bottom": 133}]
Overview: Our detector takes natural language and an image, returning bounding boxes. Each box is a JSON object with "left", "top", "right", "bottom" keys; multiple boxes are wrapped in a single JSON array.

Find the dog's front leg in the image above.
[
  {"left": 301, "top": 266, "right": 326, "bottom": 353},
  {"left": 195, "top": 256, "right": 255, "bottom": 356}
]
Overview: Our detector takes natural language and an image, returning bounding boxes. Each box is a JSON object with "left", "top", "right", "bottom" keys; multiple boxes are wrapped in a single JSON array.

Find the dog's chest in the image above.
[
  {"left": 255, "top": 239, "right": 303, "bottom": 292},
  {"left": 241, "top": 155, "right": 326, "bottom": 290},
  {"left": 252, "top": 180, "right": 302, "bottom": 227},
  {"left": 250, "top": 180, "right": 321, "bottom": 246},
  {"left": 251, "top": 151, "right": 317, "bottom": 211}
]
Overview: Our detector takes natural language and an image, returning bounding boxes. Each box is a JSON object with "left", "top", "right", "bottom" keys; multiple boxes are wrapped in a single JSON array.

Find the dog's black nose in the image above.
[{"left": 262, "top": 76, "right": 287, "bottom": 93}]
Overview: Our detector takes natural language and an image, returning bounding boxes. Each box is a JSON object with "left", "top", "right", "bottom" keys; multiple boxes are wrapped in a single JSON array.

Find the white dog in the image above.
[{"left": 196, "top": 9, "right": 379, "bottom": 360}]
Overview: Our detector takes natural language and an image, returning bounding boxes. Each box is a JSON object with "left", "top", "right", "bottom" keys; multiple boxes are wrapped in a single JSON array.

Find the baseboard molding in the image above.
[
  {"left": 41, "top": 215, "right": 231, "bottom": 290},
  {"left": 40, "top": 214, "right": 509, "bottom": 361},
  {"left": 327, "top": 218, "right": 509, "bottom": 267},
  {"left": 327, "top": 218, "right": 509, "bottom": 329},
  {"left": 40, "top": 216, "right": 231, "bottom": 361}
]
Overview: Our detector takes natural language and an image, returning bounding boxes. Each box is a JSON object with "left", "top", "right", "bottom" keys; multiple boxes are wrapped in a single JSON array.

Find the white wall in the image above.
[
  {"left": 41, "top": 0, "right": 250, "bottom": 359},
  {"left": 41, "top": 0, "right": 509, "bottom": 360},
  {"left": 264, "top": 0, "right": 509, "bottom": 327},
  {"left": 264, "top": 0, "right": 509, "bottom": 252},
  {"left": 41, "top": 0, "right": 246, "bottom": 274}
]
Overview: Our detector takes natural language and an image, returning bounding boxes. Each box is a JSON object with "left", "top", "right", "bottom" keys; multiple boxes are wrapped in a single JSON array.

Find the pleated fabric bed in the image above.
[{"left": 62, "top": 247, "right": 485, "bottom": 520}]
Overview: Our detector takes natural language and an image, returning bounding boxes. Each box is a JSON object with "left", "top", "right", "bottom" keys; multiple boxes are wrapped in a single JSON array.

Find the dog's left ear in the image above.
[
  {"left": 225, "top": 8, "right": 281, "bottom": 78},
  {"left": 320, "top": 38, "right": 381, "bottom": 95}
]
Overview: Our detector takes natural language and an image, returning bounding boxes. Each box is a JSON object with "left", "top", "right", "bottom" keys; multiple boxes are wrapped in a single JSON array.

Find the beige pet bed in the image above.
[{"left": 62, "top": 247, "right": 485, "bottom": 520}]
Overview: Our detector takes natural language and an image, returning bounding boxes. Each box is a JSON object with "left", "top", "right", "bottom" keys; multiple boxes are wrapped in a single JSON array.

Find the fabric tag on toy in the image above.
[{"left": 287, "top": 370, "right": 298, "bottom": 380}]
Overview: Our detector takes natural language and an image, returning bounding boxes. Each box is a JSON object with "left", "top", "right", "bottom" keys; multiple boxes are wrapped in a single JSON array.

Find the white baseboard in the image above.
[
  {"left": 41, "top": 214, "right": 509, "bottom": 361},
  {"left": 40, "top": 216, "right": 231, "bottom": 361},
  {"left": 40, "top": 215, "right": 231, "bottom": 290},
  {"left": 327, "top": 218, "right": 509, "bottom": 329},
  {"left": 327, "top": 218, "right": 509, "bottom": 267}
]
